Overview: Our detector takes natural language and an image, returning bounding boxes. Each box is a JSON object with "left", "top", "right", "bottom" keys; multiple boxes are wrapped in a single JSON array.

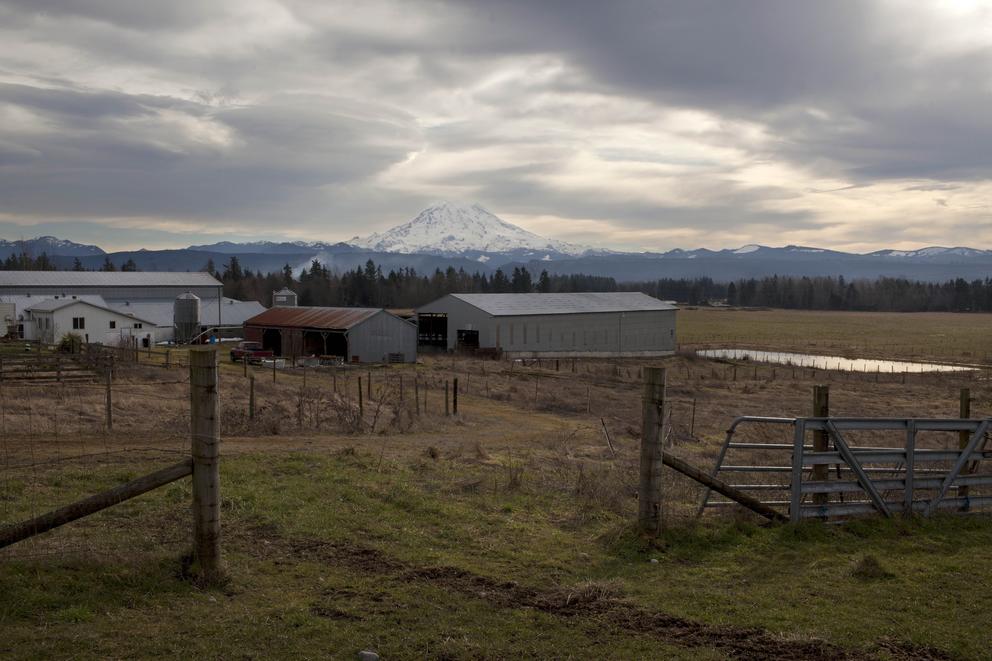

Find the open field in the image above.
[
  {"left": 2, "top": 336, "right": 992, "bottom": 659},
  {"left": 679, "top": 307, "right": 992, "bottom": 365}
]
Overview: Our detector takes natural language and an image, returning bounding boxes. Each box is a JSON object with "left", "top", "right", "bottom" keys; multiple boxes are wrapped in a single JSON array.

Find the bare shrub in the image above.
[{"left": 573, "top": 462, "right": 635, "bottom": 517}]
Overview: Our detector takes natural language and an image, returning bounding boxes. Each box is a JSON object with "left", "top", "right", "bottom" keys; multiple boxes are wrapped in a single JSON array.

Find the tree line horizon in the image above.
[{"left": 3, "top": 252, "right": 990, "bottom": 313}]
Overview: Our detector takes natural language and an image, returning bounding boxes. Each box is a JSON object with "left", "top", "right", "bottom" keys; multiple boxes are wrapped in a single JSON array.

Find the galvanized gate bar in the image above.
[
  {"left": 695, "top": 416, "right": 795, "bottom": 518},
  {"left": 825, "top": 420, "right": 893, "bottom": 518},
  {"left": 790, "top": 419, "right": 806, "bottom": 523},
  {"left": 925, "top": 419, "right": 990, "bottom": 516},
  {"left": 904, "top": 421, "right": 916, "bottom": 515},
  {"left": 704, "top": 415, "right": 991, "bottom": 523},
  {"left": 803, "top": 418, "right": 984, "bottom": 432}
]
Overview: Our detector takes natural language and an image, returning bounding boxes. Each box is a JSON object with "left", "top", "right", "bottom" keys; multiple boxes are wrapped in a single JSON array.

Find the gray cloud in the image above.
[{"left": 0, "top": 0, "right": 990, "bottom": 250}]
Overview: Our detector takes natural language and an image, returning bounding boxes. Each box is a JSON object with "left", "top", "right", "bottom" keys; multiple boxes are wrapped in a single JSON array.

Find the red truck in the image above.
[{"left": 229, "top": 341, "right": 274, "bottom": 364}]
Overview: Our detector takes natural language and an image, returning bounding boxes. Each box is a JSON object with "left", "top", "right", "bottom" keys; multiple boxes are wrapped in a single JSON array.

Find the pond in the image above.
[{"left": 695, "top": 348, "right": 977, "bottom": 373}]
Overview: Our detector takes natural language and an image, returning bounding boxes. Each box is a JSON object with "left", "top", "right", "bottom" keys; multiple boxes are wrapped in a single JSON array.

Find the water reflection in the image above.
[{"left": 696, "top": 348, "right": 976, "bottom": 373}]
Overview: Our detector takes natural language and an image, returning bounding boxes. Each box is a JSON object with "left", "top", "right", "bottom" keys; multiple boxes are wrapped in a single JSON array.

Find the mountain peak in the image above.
[{"left": 349, "top": 202, "right": 590, "bottom": 257}]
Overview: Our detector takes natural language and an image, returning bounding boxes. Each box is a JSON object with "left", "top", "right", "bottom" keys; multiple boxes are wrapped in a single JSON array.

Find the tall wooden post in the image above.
[
  {"left": 165, "top": 349, "right": 171, "bottom": 369},
  {"left": 272, "top": 356, "right": 277, "bottom": 383},
  {"left": 812, "top": 385, "right": 830, "bottom": 505},
  {"left": 249, "top": 374, "right": 255, "bottom": 420},
  {"left": 367, "top": 369, "right": 372, "bottom": 399},
  {"left": 243, "top": 356, "right": 248, "bottom": 378},
  {"left": 445, "top": 380, "right": 450, "bottom": 416},
  {"left": 190, "top": 347, "right": 222, "bottom": 579},
  {"left": 358, "top": 377, "right": 364, "bottom": 418},
  {"left": 453, "top": 377, "right": 458, "bottom": 415},
  {"left": 105, "top": 360, "right": 113, "bottom": 432},
  {"left": 639, "top": 367, "right": 666, "bottom": 536},
  {"left": 960, "top": 387, "right": 972, "bottom": 507}
]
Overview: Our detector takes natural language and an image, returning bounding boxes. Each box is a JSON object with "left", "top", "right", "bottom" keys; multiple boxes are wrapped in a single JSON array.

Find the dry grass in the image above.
[
  {"left": 679, "top": 307, "right": 992, "bottom": 364},
  {"left": 4, "top": 331, "right": 992, "bottom": 659}
]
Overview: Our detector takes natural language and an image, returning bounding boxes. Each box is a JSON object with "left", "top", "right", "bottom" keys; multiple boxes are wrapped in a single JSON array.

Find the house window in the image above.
[
  {"left": 109, "top": 321, "right": 116, "bottom": 329},
  {"left": 134, "top": 323, "right": 143, "bottom": 329},
  {"left": 72, "top": 317, "right": 85, "bottom": 330}
]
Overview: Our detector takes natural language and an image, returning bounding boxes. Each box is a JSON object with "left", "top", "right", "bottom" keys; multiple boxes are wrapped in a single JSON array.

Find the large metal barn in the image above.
[{"left": 416, "top": 292, "right": 677, "bottom": 357}]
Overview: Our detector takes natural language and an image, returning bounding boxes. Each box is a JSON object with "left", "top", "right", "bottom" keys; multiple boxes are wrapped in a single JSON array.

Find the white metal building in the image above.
[
  {"left": 416, "top": 292, "right": 678, "bottom": 358},
  {"left": 0, "top": 271, "right": 264, "bottom": 343},
  {"left": 27, "top": 297, "right": 162, "bottom": 347}
]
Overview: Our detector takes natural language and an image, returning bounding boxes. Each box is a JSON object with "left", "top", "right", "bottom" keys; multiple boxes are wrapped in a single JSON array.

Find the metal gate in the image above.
[{"left": 698, "top": 416, "right": 992, "bottom": 522}]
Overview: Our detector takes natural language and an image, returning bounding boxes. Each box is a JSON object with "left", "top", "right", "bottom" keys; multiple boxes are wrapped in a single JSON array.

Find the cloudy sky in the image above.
[{"left": 1, "top": 0, "right": 991, "bottom": 253}]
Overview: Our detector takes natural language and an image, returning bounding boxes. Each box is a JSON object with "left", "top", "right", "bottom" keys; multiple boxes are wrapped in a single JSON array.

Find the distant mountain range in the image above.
[
  {"left": 3, "top": 204, "right": 992, "bottom": 282},
  {"left": 0, "top": 236, "right": 105, "bottom": 259}
]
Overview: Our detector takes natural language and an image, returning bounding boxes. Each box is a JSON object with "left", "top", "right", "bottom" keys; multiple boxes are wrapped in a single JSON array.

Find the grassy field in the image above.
[
  {"left": 679, "top": 307, "right": 992, "bottom": 365},
  {"left": 2, "top": 333, "right": 992, "bottom": 659}
]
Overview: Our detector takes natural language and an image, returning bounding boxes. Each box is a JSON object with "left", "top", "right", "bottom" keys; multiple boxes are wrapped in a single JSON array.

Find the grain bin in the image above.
[
  {"left": 273, "top": 287, "right": 298, "bottom": 307},
  {"left": 174, "top": 292, "right": 201, "bottom": 344}
]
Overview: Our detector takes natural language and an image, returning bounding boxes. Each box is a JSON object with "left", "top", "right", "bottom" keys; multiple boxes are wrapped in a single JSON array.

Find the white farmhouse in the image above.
[{"left": 26, "top": 297, "right": 161, "bottom": 347}]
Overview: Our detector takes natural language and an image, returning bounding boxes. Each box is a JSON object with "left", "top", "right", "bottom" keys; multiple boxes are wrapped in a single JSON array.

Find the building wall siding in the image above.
[
  {"left": 348, "top": 311, "right": 418, "bottom": 363},
  {"left": 31, "top": 303, "right": 163, "bottom": 346},
  {"left": 417, "top": 295, "right": 677, "bottom": 356}
]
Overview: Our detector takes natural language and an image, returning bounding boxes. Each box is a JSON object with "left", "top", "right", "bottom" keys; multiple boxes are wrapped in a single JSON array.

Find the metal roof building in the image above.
[
  {"left": 0, "top": 272, "right": 263, "bottom": 343},
  {"left": 416, "top": 292, "right": 677, "bottom": 357},
  {"left": 243, "top": 306, "right": 417, "bottom": 363},
  {"left": 0, "top": 271, "right": 223, "bottom": 295}
]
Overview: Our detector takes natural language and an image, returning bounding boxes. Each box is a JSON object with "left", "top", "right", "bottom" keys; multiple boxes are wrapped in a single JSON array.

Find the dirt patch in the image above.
[
  {"left": 403, "top": 566, "right": 846, "bottom": 660},
  {"left": 238, "top": 524, "right": 947, "bottom": 661},
  {"left": 871, "top": 639, "right": 957, "bottom": 661}
]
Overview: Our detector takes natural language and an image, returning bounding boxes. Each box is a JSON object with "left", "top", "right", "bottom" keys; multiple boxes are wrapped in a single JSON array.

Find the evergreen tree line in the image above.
[
  {"left": 215, "top": 257, "right": 615, "bottom": 308},
  {"left": 5, "top": 250, "right": 990, "bottom": 312},
  {"left": 216, "top": 256, "right": 992, "bottom": 313},
  {"left": 626, "top": 274, "right": 992, "bottom": 312},
  {"left": 0, "top": 252, "right": 138, "bottom": 271}
]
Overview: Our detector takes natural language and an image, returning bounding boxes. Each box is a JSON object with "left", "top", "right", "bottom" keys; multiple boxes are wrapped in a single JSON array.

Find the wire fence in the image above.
[{"left": 2, "top": 345, "right": 989, "bottom": 561}]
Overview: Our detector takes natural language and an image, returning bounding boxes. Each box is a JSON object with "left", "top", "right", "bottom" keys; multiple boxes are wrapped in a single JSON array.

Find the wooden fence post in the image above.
[
  {"left": 297, "top": 388, "right": 304, "bottom": 430},
  {"left": 243, "top": 356, "right": 248, "bottom": 378},
  {"left": 453, "top": 377, "right": 458, "bottom": 415},
  {"left": 445, "top": 380, "right": 450, "bottom": 416},
  {"left": 105, "top": 360, "right": 113, "bottom": 432},
  {"left": 812, "top": 385, "right": 830, "bottom": 506},
  {"left": 638, "top": 367, "right": 665, "bottom": 536},
  {"left": 249, "top": 374, "right": 255, "bottom": 420},
  {"left": 358, "top": 376, "right": 364, "bottom": 418},
  {"left": 190, "top": 347, "right": 222, "bottom": 580},
  {"left": 367, "top": 369, "right": 372, "bottom": 399},
  {"left": 272, "top": 356, "right": 277, "bottom": 383}
]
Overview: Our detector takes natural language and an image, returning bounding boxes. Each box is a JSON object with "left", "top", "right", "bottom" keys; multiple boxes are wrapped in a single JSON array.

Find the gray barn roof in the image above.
[
  {"left": 0, "top": 271, "right": 221, "bottom": 288},
  {"left": 25, "top": 297, "right": 159, "bottom": 325},
  {"left": 446, "top": 292, "right": 677, "bottom": 316}
]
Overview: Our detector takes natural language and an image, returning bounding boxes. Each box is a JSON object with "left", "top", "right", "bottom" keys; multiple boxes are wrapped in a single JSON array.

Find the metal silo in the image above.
[
  {"left": 174, "top": 292, "right": 201, "bottom": 344},
  {"left": 272, "top": 288, "right": 298, "bottom": 307}
]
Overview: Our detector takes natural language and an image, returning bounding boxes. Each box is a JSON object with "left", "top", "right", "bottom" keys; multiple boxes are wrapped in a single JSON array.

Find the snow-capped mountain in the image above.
[
  {"left": 349, "top": 202, "right": 591, "bottom": 259},
  {"left": 0, "top": 236, "right": 105, "bottom": 258},
  {"left": 868, "top": 246, "right": 992, "bottom": 259},
  {"left": 188, "top": 240, "right": 357, "bottom": 254}
]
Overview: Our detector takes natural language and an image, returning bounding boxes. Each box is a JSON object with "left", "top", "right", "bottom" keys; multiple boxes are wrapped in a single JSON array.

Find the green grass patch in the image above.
[{"left": 2, "top": 451, "right": 990, "bottom": 659}]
